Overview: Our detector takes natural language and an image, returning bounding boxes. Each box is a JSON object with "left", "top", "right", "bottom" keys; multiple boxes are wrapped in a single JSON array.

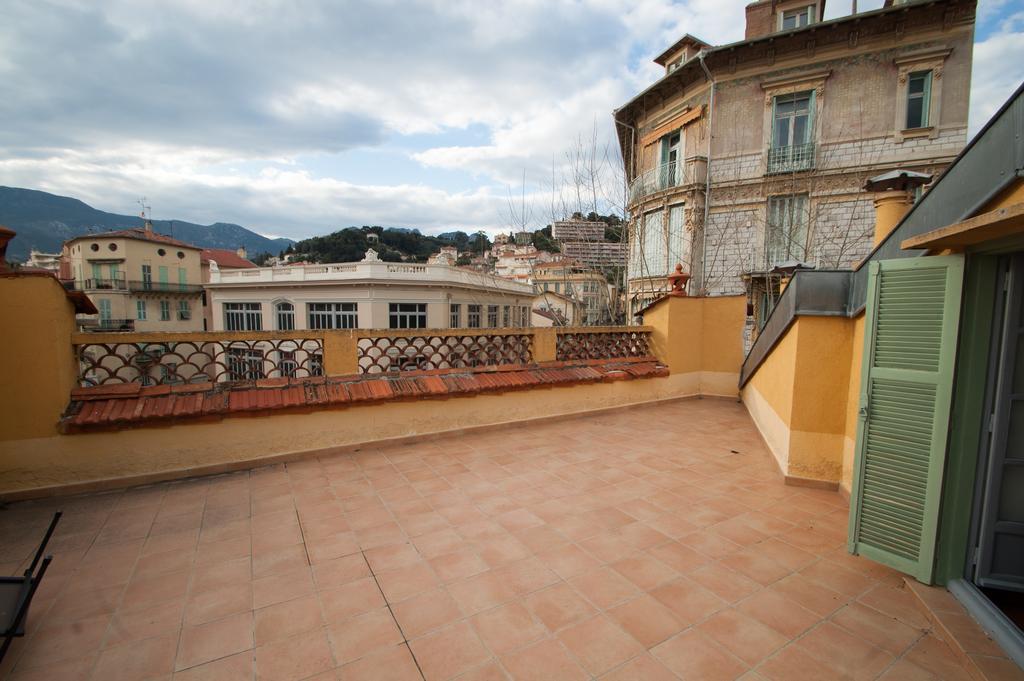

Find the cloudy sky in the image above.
[{"left": 1, "top": 0, "right": 1021, "bottom": 241}]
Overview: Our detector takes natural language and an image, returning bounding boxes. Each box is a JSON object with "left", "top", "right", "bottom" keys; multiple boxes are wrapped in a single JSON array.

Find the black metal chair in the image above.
[{"left": 0, "top": 511, "right": 60, "bottom": 664}]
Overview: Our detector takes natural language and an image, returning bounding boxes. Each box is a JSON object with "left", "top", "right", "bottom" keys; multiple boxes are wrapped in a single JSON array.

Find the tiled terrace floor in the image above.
[{"left": 0, "top": 399, "right": 984, "bottom": 680}]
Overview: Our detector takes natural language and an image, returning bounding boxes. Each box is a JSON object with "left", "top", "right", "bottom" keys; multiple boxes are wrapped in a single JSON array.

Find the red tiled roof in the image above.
[
  {"left": 65, "top": 228, "right": 199, "bottom": 250},
  {"left": 200, "top": 249, "right": 257, "bottom": 269},
  {"left": 61, "top": 357, "right": 667, "bottom": 432}
]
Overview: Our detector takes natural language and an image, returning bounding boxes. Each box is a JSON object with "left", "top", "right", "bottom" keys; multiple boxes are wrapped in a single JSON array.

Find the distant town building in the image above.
[
  {"left": 427, "top": 245, "right": 459, "bottom": 266},
  {"left": 62, "top": 222, "right": 204, "bottom": 332},
  {"left": 560, "top": 240, "right": 629, "bottom": 269},
  {"left": 615, "top": 0, "right": 976, "bottom": 318},
  {"left": 532, "top": 259, "right": 615, "bottom": 324},
  {"left": 551, "top": 216, "right": 606, "bottom": 242},
  {"left": 200, "top": 247, "right": 257, "bottom": 331},
  {"left": 205, "top": 249, "right": 535, "bottom": 332},
  {"left": 24, "top": 249, "right": 62, "bottom": 272},
  {"left": 514, "top": 231, "right": 533, "bottom": 246},
  {"left": 491, "top": 242, "right": 556, "bottom": 285},
  {"left": 531, "top": 290, "right": 584, "bottom": 327}
]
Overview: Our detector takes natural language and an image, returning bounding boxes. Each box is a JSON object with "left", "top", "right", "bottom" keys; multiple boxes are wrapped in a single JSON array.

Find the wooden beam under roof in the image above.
[{"left": 900, "top": 202, "right": 1024, "bottom": 251}]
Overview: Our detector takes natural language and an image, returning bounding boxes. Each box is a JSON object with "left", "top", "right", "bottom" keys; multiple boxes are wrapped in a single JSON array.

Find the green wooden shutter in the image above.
[{"left": 848, "top": 255, "right": 965, "bottom": 583}]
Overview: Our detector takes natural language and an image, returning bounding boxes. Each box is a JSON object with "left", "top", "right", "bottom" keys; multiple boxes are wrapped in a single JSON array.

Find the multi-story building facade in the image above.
[
  {"left": 491, "top": 242, "right": 556, "bottom": 285},
  {"left": 62, "top": 224, "right": 205, "bottom": 332},
  {"left": 532, "top": 258, "right": 616, "bottom": 324},
  {"left": 205, "top": 250, "right": 535, "bottom": 332},
  {"left": 25, "top": 249, "right": 62, "bottom": 272},
  {"left": 200, "top": 247, "right": 257, "bottom": 331},
  {"left": 615, "top": 0, "right": 975, "bottom": 318},
  {"left": 551, "top": 215, "right": 628, "bottom": 270}
]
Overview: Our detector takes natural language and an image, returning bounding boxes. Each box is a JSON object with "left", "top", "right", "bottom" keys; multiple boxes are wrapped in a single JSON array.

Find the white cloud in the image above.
[
  {"left": 0, "top": 0, "right": 1020, "bottom": 242},
  {"left": 969, "top": 11, "right": 1024, "bottom": 135}
]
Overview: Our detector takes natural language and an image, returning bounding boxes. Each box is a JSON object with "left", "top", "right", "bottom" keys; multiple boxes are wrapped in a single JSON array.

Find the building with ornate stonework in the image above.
[{"left": 614, "top": 0, "right": 976, "bottom": 321}]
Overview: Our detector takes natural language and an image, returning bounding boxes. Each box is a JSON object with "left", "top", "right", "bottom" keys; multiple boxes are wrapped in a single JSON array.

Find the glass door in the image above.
[{"left": 975, "top": 254, "right": 1024, "bottom": 592}]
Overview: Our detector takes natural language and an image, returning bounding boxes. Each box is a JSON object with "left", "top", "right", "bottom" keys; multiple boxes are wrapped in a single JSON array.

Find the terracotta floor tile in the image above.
[
  {"left": 698, "top": 608, "right": 788, "bottom": 666},
  {"left": 308, "top": 531, "right": 361, "bottom": 564},
  {"left": 254, "top": 594, "right": 324, "bottom": 645},
  {"left": 856, "top": 583, "right": 930, "bottom": 629},
  {"left": 557, "top": 613, "right": 645, "bottom": 676},
  {"left": 967, "top": 653, "right": 1024, "bottom": 681},
  {"left": 313, "top": 554, "right": 371, "bottom": 590},
  {"left": 176, "top": 611, "right": 254, "bottom": 671},
  {"left": 376, "top": 561, "right": 441, "bottom": 603},
  {"left": 253, "top": 566, "right": 316, "bottom": 609},
  {"left": 414, "top": 529, "right": 466, "bottom": 559},
  {"left": 184, "top": 581, "right": 252, "bottom": 626},
  {"left": 476, "top": 536, "right": 531, "bottom": 568},
  {"left": 320, "top": 576, "right": 387, "bottom": 624},
  {"left": 767, "top": 573, "right": 847, "bottom": 618},
  {"left": 255, "top": 628, "right": 335, "bottom": 681},
  {"left": 903, "top": 633, "right": 975, "bottom": 681},
  {"left": 718, "top": 549, "right": 792, "bottom": 587},
  {"left": 356, "top": 521, "right": 407, "bottom": 550},
  {"left": 534, "top": 544, "right": 601, "bottom": 580},
  {"left": 688, "top": 564, "right": 761, "bottom": 603},
  {"left": 649, "top": 576, "right": 727, "bottom": 625},
  {"left": 493, "top": 557, "right": 558, "bottom": 596},
  {"left": 799, "top": 560, "right": 876, "bottom": 599},
  {"left": 121, "top": 568, "right": 191, "bottom": 611},
  {"left": 646, "top": 541, "right": 711, "bottom": 574},
  {"left": 363, "top": 542, "right": 421, "bottom": 573},
  {"left": 569, "top": 567, "right": 641, "bottom": 610},
  {"left": 735, "top": 588, "right": 821, "bottom": 639},
  {"left": 253, "top": 543, "right": 309, "bottom": 580},
  {"left": 651, "top": 628, "right": 749, "bottom": 681},
  {"left": 191, "top": 557, "right": 252, "bottom": 595},
  {"left": 472, "top": 601, "right": 547, "bottom": 655},
  {"left": 430, "top": 549, "right": 489, "bottom": 583},
  {"left": 336, "top": 643, "right": 423, "bottom": 680},
  {"left": 831, "top": 601, "right": 924, "bottom": 655},
  {"left": 106, "top": 600, "right": 184, "bottom": 647},
  {"left": 91, "top": 633, "right": 178, "bottom": 681},
  {"left": 795, "top": 622, "right": 893, "bottom": 680},
  {"left": 610, "top": 554, "right": 680, "bottom": 591},
  {"left": 171, "top": 650, "right": 253, "bottom": 680},
  {"left": 448, "top": 570, "right": 519, "bottom": 615},
  {"left": 4, "top": 654, "right": 97, "bottom": 681},
  {"left": 523, "top": 582, "right": 596, "bottom": 633},
  {"left": 16, "top": 613, "right": 112, "bottom": 670},
  {"left": 608, "top": 594, "right": 686, "bottom": 648},
  {"left": 391, "top": 588, "right": 464, "bottom": 638},
  {"left": 500, "top": 638, "right": 588, "bottom": 681},
  {"left": 756, "top": 643, "right": 854, "bottom": 681},
  {"left": 328, "top": 608, "right": 404, "bottom": 665},
  {"left": 409, "top": 620, "right": 491, "bottom": 681},
  {"left": 599, "top": 652, "right": 679, "bottom": 681}
]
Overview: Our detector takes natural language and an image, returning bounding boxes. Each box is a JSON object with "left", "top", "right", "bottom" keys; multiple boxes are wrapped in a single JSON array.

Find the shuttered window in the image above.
[{"left": 848, "top": 255, "right": 964, "bottom": 582}]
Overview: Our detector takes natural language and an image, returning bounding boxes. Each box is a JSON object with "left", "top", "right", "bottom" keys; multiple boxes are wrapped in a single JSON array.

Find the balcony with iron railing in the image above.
[
  {"left": 627, "top": 156, "right": 707, "bottom": 205},
  {"left": 78, "top": 317, "right": 135, "bottom": 332},
  {"left": 128, "top": 280, "right": 204, "bottom": 293},
  {"left": 78, "top": 277, "right": 128, "bottom": 291},
  {"left": 766, "top": 141, "right": 816, "bottom": 174}
]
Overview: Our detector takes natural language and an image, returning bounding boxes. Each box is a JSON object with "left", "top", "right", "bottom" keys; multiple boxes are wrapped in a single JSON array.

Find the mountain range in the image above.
[{"left": 0, "top": 187, "right": 294, "bottom": 261}]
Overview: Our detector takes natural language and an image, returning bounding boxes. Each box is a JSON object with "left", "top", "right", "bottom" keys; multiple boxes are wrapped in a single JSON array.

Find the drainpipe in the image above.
[{"left": 697, "top": 52, "right": 715, "bottom": 296}]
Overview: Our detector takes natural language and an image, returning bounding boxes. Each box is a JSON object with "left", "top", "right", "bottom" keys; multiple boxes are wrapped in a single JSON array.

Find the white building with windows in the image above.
[{"left": 205, "top": 251, "right": 536, "bottom": 332}]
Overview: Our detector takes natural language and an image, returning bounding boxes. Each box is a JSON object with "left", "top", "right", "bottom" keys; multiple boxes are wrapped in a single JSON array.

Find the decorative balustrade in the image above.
[
  {"left": 358, "top": 332, "right": 532, "bottom": 374},
  {"left": 72, "top": 326, "right": 655, "bottom": 387},
  {"left": 76, "top": 335, "right": 324, "bottom": 386},
  {"left": 627, "top": 157, "right": 707, "bottom": 204},
  {"left": 555, "top": 329, "right": 653, "bottom": 361}
]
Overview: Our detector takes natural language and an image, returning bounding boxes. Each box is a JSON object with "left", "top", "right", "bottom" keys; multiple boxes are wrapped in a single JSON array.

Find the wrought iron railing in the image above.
[
  {"left": 128, "top": 280, "right": 204, "bottom": 293},
  {"left": 358, "top": 332, "right": 532, "bottom": 374},
  {"left": 80, "top": 318, "right": 136, "bottom": 332},
  {"left": 76, "top": 336, "right": 324, "bottom": 386},
  {"left": 766, "top": 142, "right": 815, "bottom": 174},
  {"left": 555, "top": 329, "right": 653, "bottom": 361},
  {"left": 72, "top": 327, "right": 658, "bottom": 387},
  {"left": 78, "top": 278, "right": 127, "bottom": 291},
  {"left": 628, "top": 158, "right": 705, "bottom": 204}
]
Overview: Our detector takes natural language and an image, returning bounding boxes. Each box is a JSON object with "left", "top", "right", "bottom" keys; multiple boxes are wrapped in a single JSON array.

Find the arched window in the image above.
[{"left": 275, "top": 301, "right": 295, "bottom": 331}]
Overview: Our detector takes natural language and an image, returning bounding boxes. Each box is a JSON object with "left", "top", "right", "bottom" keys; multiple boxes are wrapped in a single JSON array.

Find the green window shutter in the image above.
[{"left": 849, "top": 255, "right": 964, "bottom": 583}]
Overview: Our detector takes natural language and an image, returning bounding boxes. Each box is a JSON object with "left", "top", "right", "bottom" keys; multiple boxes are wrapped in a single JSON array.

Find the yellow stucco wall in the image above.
[
  {"left": 645, "top": 294, "right": 746, "bottom": 396},
  {"left": 742, "top": 314, "right": 858, "bottom": 486},
  {"left": 842, "top": 313, "right": 866, "bottom": 495},
  {"left": 0, "top": 293, "right": 749, "bottom": 498},
  {"left": 0, "top": 276, "right": 78, "bottom": 442},
  {"left": 741, "top": 322, "right": 798, "bottom": 472}
]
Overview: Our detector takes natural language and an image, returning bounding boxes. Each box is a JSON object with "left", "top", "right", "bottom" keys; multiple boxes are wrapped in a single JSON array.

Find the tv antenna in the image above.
[{"left": 137, "top": 197, "right": 151, "bottom": 221}]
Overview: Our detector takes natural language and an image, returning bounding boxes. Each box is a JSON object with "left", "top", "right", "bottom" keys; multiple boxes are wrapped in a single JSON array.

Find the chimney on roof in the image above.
[
  {"left": 745, "top": 0, "right": 774, "bottom": 39},
  {"left": 237, "top": 246, "right": 247, "bottom": 260},
  {"left": 864, "top": 170, "right": 933, "bottom": 246}
]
